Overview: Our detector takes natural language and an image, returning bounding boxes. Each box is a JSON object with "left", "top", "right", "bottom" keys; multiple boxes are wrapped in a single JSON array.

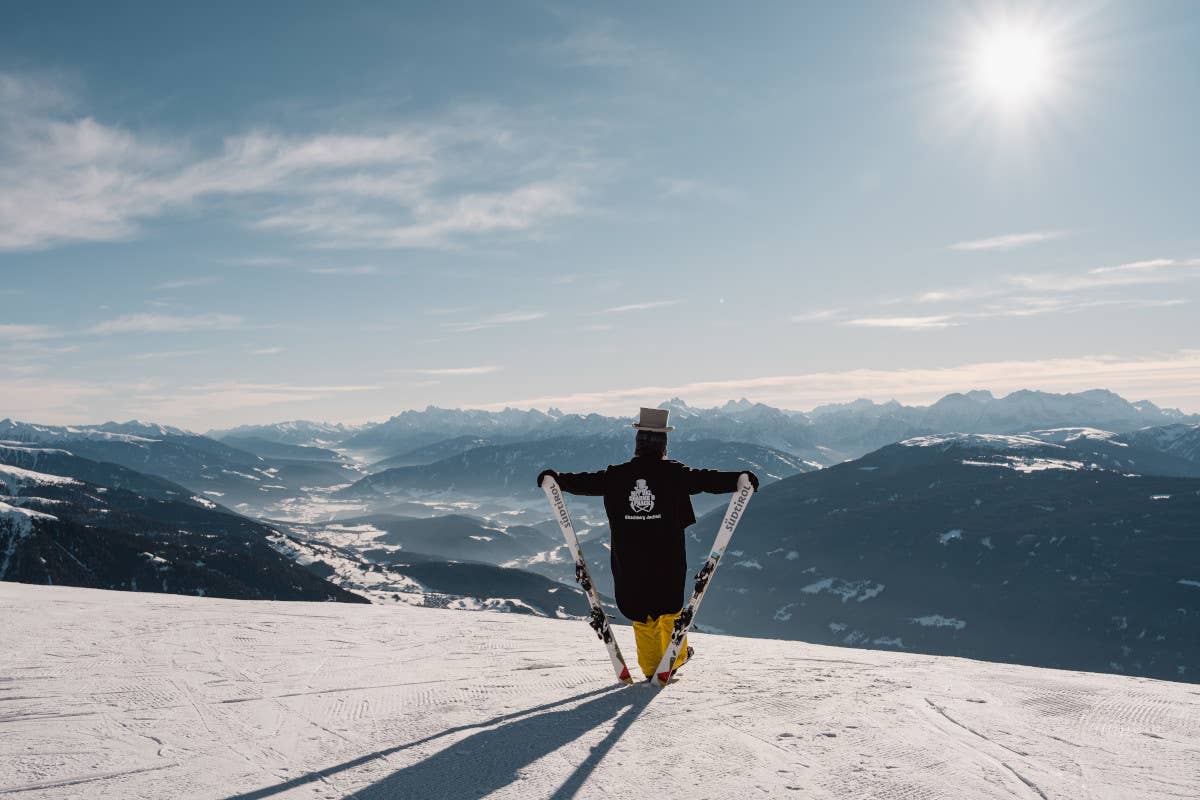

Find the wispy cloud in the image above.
[
  {"left": 442, "top": 310, "right": 547, "bottom": 333},
  {"left": 220, "top": 256, "right": 291, "bottom": 267},
  {"left": 90, "top": 312, "right": 243, "bottom": 334},
  {"left": 413, "top": 366, "right": 502, "bottom": 376},
  {"left": 810, "top": 256, "right": 1199, "bottom": 332},
  {"left": 307, "top": 265, "right": 381, "bottom": 275},
  {"left": 846, "top": 297, "right": 1187, "bottom": 329},
  {"left": 0, "top": 323, "right": 59, "bottom": 341},
  {"left": 791, "top": 308, "right": 843, "bottom": 323},
  {"left": 1009, "top": 258, "right": 1200, "bottom": 292},
  {"left": 546, "top": 21, "right": 645, "bottom": 68},
  {"left": 250, "top": 347, "right": 284, "bottom": 356},
  {"left": 153, "top": 276, "right": 219, "bottom": 291},
  {"left": 596, "top": 300, "right": 679, "bottom": 314},
  {"left": 0, "top": 376, "right": 116, "bottom": 422},
  {"left": 657, "top": 178, "right": 737, "bottom": 203},
  {"left": 1090, "top": 258, "right": 1182, "bottom": 275},
  {"left": 254, "top": 181, "right": 581, "bottom": 249},
  {"left": 949, "top": 230, "right": 1066, "bottom": 251},
  {"left": 845, "top": 315, "right": 960, "bottom": 329},
  {"left": 125, "top": 382, "right": 382, "bottom": 422},
  {"left": 485, "top": 350, "right": 1200, "bottom": 414},
  {"left": 0, "top": 73, "right": 588, "bottom": 251},
  {"left": 132, "top": 348, "right": 211, "bottom": 361}
]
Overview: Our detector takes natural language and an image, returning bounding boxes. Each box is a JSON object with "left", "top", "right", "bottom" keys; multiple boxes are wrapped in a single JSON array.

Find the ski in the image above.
[
  {"left": 654, "top": 474, "right": 755, "bottom": 686},
  {"left": 541, "top": 475, "right": 634, "bottom": 685}
]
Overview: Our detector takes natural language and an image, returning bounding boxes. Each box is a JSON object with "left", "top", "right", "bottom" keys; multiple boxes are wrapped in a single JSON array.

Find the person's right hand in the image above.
[
  {"left": 742, "top": 471, "right": 760, "bottom": 491},
  {"left": 537, "top": 469, "right": 559, "bottom": 488}
]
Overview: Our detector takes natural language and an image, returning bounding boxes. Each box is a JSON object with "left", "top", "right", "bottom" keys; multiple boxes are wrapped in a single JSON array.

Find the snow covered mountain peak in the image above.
[
  {"left": 900, "top": 432, "right": 1055, "bottom": 450},
  {"left": 657, "top": 397, "right": 700, "bottom": 418},
  {"left": 1026, "top": 427, "right": 1123, "bottom": 447}
]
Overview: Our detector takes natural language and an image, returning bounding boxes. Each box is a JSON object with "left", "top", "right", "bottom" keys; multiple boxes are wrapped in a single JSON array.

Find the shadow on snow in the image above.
[{"left": 222, "top": 683, "right": 656, "bottom": 800}]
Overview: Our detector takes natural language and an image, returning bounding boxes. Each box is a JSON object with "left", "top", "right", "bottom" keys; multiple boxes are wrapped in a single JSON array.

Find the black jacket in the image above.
[{"left": 556, "top": 456, "right": 743, "bottom": 622}]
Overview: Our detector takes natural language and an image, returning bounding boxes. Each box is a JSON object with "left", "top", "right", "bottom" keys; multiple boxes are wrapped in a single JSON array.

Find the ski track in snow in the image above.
[{"left": 1, "top": 584, "right": 1197, "bottom": 800}]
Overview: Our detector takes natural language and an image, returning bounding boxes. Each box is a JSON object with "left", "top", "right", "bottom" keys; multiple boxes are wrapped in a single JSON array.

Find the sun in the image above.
[{"left": 970, "top": 24, "right": 1057, "bottom": 108}]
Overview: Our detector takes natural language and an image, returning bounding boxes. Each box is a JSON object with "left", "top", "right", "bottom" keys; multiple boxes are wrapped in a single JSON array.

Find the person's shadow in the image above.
[{"left": 222, "top": 683, "right": 655, "bottom": 800}]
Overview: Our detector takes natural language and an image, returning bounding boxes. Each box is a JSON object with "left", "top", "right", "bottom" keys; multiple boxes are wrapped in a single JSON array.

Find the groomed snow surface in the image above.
[{"left": 2, "top": 584, "right": 1197, "bottom": 800}]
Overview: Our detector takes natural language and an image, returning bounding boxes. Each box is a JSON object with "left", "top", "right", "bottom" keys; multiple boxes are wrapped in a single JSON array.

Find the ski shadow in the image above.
[
  {"left": 351, "top": 683, "right": 655, "bottom": 800},
  {"left": 221, "top": 683, "right": 654, "bottom": 800}
]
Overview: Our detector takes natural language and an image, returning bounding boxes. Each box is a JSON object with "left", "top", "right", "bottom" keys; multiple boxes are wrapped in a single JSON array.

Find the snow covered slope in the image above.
[{"left": 2, "top": 583, "right": 1196, "bottom": 799}]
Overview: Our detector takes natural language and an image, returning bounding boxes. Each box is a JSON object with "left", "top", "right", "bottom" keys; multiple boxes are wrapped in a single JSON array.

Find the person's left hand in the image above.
[
  {"left": 537, "top": 469, "right": 559, "bottom": 488},
  {"left": 742, "top": 471, "right": 760, "bottom": 491}
]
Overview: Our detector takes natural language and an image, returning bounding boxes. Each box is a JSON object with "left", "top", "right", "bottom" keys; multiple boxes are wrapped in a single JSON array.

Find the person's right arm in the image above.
[{"left": 537, "top": 467, "right": 608, "bottom": 496}]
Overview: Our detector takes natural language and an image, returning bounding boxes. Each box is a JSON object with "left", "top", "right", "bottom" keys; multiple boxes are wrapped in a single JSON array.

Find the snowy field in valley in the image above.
[{"left": 2, "top": 584, "right": 1197, "bottom": 799}]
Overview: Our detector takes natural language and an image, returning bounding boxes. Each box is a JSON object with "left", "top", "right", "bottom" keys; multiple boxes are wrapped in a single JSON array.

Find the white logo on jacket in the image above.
[{"left": 628, "top": 479, "right": 655, "bottom": 513}]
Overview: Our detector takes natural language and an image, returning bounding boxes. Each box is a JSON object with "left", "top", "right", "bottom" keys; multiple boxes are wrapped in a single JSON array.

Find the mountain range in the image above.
[
  {"left": 338, "top": 436, "right": 819, "bottom": 506},
  {"left": 0, "top": 441, "right": 364, "bottom": 603},
  {"left": 4, "top": 387, "right": 1199, "bottom": 681},
  {"left": 682, "top": 429, "right": 1200, "bottom": 682},
  {"left": 209, "top": 388, "right": 1198, "bottom": 463},
  {"left": 0, "top": 419, "right": 361, "bottom": 511}
]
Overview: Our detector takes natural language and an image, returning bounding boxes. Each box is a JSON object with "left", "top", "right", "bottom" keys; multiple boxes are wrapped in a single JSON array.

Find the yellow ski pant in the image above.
[{"left": 632, "top": 611, "right": 689, "bottom": 679}]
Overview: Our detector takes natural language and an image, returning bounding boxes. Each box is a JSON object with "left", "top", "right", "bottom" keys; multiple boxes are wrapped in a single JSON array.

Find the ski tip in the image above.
[
  {"left": 655, "top": 671, "right": 672, "bottom": 686},
  {"left": 618, "top": 665, "right": 631, "bottom": 682}
]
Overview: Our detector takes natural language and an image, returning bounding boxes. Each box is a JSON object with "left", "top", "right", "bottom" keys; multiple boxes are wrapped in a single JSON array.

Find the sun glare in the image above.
[{"left": 971, "top": 25, "right": 1056, "bottom": 108}]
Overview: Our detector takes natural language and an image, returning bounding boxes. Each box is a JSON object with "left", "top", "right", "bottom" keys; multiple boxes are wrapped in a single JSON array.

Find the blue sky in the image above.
[{"left": 2, "top": 1, "right": 1198, "bottom": 428}]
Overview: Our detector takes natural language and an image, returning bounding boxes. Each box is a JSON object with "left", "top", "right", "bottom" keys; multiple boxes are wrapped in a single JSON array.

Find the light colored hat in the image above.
[{"left": 632, "top": 407, "right": 674, "bottom": 432}]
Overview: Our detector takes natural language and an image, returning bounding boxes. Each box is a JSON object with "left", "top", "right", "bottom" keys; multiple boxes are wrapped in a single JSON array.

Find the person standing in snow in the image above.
[{"left": 537, "top": 407, "right": 759, "bottom": 681}]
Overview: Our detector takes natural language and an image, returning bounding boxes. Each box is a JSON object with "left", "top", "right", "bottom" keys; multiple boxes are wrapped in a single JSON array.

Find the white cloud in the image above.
[
  {"left": 1025, "top": 259, "right": 1185, "bottom": 295},
  {"left": 0, "top": 376, "right": 115, "bottom": 422},
  {"left": 658, "top": 178, "right": 737, "bottom": 203},
  {"left": 949, "top": 230, "right": 1066, "bottom": 251},
  {"left": 596, "top": 300, "right": 679, "bottom": 314},
  {"left": 820, "top": 256, "right": 1199, "bottom": 331},
  {"left": 250, "top": 180, "right": 580, "bottom": 250},
  {"left": 0, "top": 73, "right": 587, "bottom": 251},
  {"left": 307, "top": 265, "right": 381, "bottom": 275},
  {"left": 547, "top": 22, "right": 643, "bottom": 68},
  {"left": 442, "top": 310, "right": 547, "bottom": 333},
  {"left": 153, "top": 276, "right": 219, "bottom": 290},
  {"left": 413, "top": 366, "right": 502, "bottom": 376},
  {"left": 220, "top": 256, "right": 291, "bottom": 267},
  {"left": 791, "top": 308, "right": 843, "bottom": 323},
  {"left": 845, "top": 315, "right": 960, "bottom": 329},
  {"left": 485, "top": 350, "right": 1200, "bottom": 414},
  {"left": 1008, "top": 258, "right": 1200, "bottom": 292},
  {"left": 844, "top": 296, "right": 1188, "bottom": 329},
  {"left": 0, "top": 323, "right": 59, "bottom": 340},
  {"left": 911, "top": 287, "right": 1000, "bottom": 304},
  {"left": 250, "top": 347, "right": 284, "bottom": 356},
  {"left": 132, "top": 349, "right": 211, "bottom": 361},
  {"left": 1089, "top": 258, "right": 1183, "bottom": 275},
  {"left": 122, "top": 382, "right": 382, "bottom": 424},
  {"left": 90, "top": 313, "right": 243, "bottom": 334}
]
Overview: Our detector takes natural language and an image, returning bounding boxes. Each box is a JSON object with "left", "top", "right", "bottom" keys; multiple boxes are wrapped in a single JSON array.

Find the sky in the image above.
[{"left": 1, "top": 0, "right": 1198, "bottom": 429}]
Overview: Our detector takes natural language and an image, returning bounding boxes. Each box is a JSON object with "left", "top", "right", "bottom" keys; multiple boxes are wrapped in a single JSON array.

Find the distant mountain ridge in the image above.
[
  {"left": 0, "top": 441, "right": 364, "bottom": 603},
  {"left": 682, "top": 429, "right": 1200, "bottom": 682},
  {"left": 207, "top": 420, "right": 366, "bottom": 448},
  {"left": 0, "top": 419, "right": 360, "bottom": 511},
  {"left": 337, "top": 436, "right": 820, "bottom": 502},
  {"left": 203, "top": 388, "right": 1198, "bottom": 463}
]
